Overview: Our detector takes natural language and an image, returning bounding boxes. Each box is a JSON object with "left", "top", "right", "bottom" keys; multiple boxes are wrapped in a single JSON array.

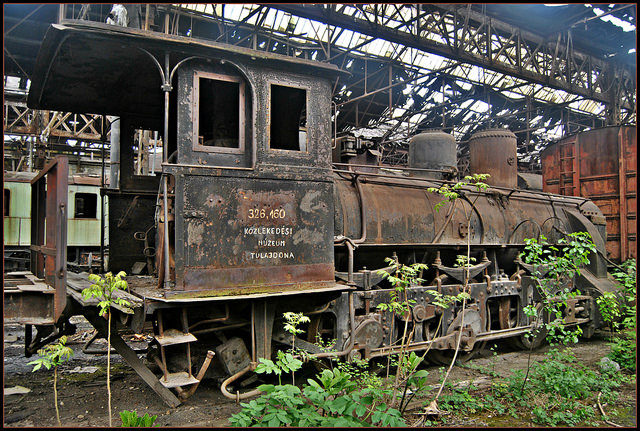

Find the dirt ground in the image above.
[{"left": 3, "top": 317, "right": 636, "bottom": 428}]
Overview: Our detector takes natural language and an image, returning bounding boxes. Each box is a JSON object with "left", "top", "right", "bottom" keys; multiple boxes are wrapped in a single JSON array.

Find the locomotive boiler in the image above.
[{"left": 4, "top": 21, "right": 619, "bottom": 406}]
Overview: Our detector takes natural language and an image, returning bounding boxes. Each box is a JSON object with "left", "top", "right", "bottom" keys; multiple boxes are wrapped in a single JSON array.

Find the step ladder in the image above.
[
  {"left": 154, "top": 308, "right": 200, "bottom": 388},
  {"left": 558, "top": 140, "right": 578, "bottom": 196}
]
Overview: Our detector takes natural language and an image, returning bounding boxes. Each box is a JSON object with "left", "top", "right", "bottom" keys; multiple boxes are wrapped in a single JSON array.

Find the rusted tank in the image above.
[
  {"left": 332, "top": 171, "right": 609, "bottom": 277},
  {"left": 541, "top": 126, "right": 637, "bottom": 262},
  {"left": 469, "top": 129, "right": 518, "bottom": 188},
  {"left": 408, "top": 129, "right": 456, "bottom": 179}
]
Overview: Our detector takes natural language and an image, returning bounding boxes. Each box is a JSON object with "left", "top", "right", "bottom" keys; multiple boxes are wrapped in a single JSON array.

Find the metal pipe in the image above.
[
  {"left": 152, "top": 130, "right": 158, "bottom": 174},
  {"left": 179, "top": 350, "right": 215, "bottom": 400},
  {"left": 333, "top": 162, "right": 456, "bottom": 175},
  {"left": 332, "top": 168, "right": 590, "bottom": 203},
  {"left": 109, "top": 117, "right": 120, "bottom": 189},
  {"left": 220, "top": 363, "right": 261, "bottom": 401},
  {"left": 100, "top": 116, "right": 105, "bottom": 272},
  {"left": 188, "top": 304, "right": 230, "bottom": 330},
  {"left": 346, "top": 240, "right": 355, "bottom": 285},
  {"left": 28, "top": 137, "right": 33, "bottom": 172},
  {"left": 162, "top": 52, "right": 171, "bottom": 289},
  {"left": 331, "top": 101, "right": 338, "bottom": 149},
  {"left": 352, "top": 176, "right": 367, "bottom": 244},
  {"left": 251, "top": 303, "right": 256, "bottom": 363}
]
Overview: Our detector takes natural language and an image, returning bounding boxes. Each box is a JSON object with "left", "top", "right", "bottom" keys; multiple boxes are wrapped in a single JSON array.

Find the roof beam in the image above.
[{"left": 267, "top": 4, "right": 634, "bottom": 111}]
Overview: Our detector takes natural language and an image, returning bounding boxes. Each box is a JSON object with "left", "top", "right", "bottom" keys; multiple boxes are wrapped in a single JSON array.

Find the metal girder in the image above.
[
  {"left": 268, "top": 4, "right": 635, "bottom": 114},
  {"left": 3, "top": 101, "right": 104, "bottom": 141}
]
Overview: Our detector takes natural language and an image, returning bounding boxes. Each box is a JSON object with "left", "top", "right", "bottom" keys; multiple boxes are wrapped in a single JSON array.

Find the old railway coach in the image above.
[
  {"left": 4, "top": 21, "right": 618, "bottom": 406},
  {"left": 4, "top": 172, "right": 107, "bottom": 272}
]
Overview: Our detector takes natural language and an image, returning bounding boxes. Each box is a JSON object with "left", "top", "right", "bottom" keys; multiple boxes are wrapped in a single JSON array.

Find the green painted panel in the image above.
[
  {"left": 4, "top": 182, "right": 31, "bottom": 218},
  {"left": 3, "top": 217, "right": 30, "bottom": 246},
  {"left": 68, "top": 218, "right": 102, "bottom": 246},
  {"left": 4, "top": 182, "right": 110, "bottom": 248}
]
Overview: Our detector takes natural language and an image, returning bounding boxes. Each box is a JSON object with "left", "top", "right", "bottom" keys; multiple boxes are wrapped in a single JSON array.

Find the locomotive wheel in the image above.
[
  {"left": 429, "top": 341, "right": 487, "bottom": 366},
  {"left": 429, "top": 309, "right": 486, "bottom": 365},
  {"left": 509, "top": 302, "right": 547, "bottom": 350}
]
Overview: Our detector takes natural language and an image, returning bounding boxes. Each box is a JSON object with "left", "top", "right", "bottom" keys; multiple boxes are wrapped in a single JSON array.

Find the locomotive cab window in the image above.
[
  {"left": 3, "top": 189, "right": 9, "bottom": 217},
  {"left": 270, "top": 84, "right": 307, "bottom": 152},
  {"left": 74, "top": 193, "right": 97, "bottom": 218},
  {"left": 194, "top": 72, "right": 245, "bottom": 152}
]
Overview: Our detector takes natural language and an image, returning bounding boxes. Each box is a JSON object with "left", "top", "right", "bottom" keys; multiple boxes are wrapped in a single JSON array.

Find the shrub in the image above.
[
  {"left": 228, "top": 368, "right": 406, "bottom": 427},
  {"left": 119, "top": 410, "right": 158, "bottom": 427},
  {"left": 608, "top": 330, "right": 636, "bottom": 371}
]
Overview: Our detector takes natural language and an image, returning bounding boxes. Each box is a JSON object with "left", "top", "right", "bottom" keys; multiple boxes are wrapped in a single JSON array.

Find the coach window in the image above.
[
  {"left": 269, "top": 84, "right": 307, "bottom": 152},
  {"left": 74, "top": 193, "right": 98, "bottom": 219},
  {"left": 3, "top": 189, "right": 9, "bottom": 217},
  {"left": 194, "top": 71, "right": 245, "bottom": 153}
]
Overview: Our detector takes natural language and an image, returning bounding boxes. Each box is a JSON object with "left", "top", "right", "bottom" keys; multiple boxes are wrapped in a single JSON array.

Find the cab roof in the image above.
[{"left": 28, "top": 20, "right": 348, "bottom": 118}]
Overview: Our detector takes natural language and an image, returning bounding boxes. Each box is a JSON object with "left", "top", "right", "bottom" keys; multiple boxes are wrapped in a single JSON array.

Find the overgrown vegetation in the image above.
[
  {"left": 83, "top": 271, "right": 132, "bottom": 427},
  {"left": 28, "top": 336, "right": 74, "bottom": 426},
  {"left": 597, "top": 258, "right": 636, "bottom": 371},
  {"left": 438, "top": 347, "right": 631, "bottom": 427},
  {"left": 516, "top": 231, "right": 597, "bottom": 396},
  {"left": 520, "top": 232, "right": 596, "bottom": 345},
  {"left": 424, "top": 173, "right": 490, "bottom": 413},
  {"left": 119, "top": 410, "right": 158, "bottom": 427}
]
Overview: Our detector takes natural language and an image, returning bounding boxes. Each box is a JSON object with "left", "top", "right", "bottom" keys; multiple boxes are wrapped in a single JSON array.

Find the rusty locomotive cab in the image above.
[{"left": 6, "top": 20, "right": 621, "bottom": 406}]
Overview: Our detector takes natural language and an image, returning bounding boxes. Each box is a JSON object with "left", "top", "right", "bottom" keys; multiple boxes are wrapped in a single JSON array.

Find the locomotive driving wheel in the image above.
[
  {"left": 429, "top": 308, "right": 487, "bottom": 365},
  {"left": 509, "top": 301, "right": 547, "bottom": 350}
]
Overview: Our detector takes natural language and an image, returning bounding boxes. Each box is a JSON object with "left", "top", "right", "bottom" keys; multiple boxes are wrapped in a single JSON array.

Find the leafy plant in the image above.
[
  {"left": 608, "top": 331, "right": 636, "bottom": 371},
  {"left": 596, "top": 291, "right": 623, "bottom": 334},
  {"left": 524, "top": 347, "right": 623, "bottom": 426},
  {"left": 446, "top": 346, "right": 627, "bottom": 427},
  {"left": 82, "top": 271, "right": 132, "bottom": 427},
  {"left": 520, "top": 232, "right": 595, "bottom": 346},
  {"left": 119, "top": 410, "right": 158, "bottom": 427},
  {"left": 28, "top": 336, "right": 74, "bottom": 426},
  {"left": 332, "top": 356, "right": 383, "bottom": 389},
  {"left": 237, "top": 309, "right": 407, "bottom": 427},
  {"left": 375, "top": 257, "right": 430, "bottom": 410},
  {"left": 229, "top": 368, "right": 405, "bottom": 427},
  {"left": 517, "top": 232, "right": 596, "bottom": 396},
  {"left": 282, "top": 312, "right": 310, "bottom": 385},
  {"left": 427, "top": 173, "right": 490, "bottom": 213},
  {"left": 424, "top": 173, "right": 489, "bottom": 413},
  {"left": 255, "top": 350, "right": 303, "bottom": 385},
  {"left": 605, "top": 259, "right": 636, "bottom": 371}
]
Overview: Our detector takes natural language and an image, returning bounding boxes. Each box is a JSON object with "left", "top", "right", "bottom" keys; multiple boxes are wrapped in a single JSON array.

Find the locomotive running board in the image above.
[{"left": 156, "top": 283, "right": 354, "bottom": 302}]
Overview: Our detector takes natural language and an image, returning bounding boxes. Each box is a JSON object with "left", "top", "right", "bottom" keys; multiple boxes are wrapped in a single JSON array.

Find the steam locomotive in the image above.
[{"left": 5, "top": 21, "right": 618, "bottom": 405}]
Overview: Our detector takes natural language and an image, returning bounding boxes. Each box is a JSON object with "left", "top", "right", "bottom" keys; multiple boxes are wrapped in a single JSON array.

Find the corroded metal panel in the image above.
[
  {"left": 333, "top": 173, "right": 580, "bottom": 248},
  {"left": 542, "top": 126, "right": 637, "bottom": 262},
  {"left": 170, "top": 55, "right": 336, "bottom": 296},
  {"left": 175, "top": 174, "right": 335, "bottom": 294}
]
